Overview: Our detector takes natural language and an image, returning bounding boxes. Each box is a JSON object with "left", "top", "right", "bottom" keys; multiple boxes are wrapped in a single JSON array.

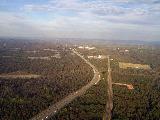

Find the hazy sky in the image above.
[{"left": 0, "top": 0, "right": 160, "bottom": 41}]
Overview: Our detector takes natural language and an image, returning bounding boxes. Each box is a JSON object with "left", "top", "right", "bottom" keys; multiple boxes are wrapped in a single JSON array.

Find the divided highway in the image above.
[{"left": 30, "top": 49, "right": 101, "bottom": 120}]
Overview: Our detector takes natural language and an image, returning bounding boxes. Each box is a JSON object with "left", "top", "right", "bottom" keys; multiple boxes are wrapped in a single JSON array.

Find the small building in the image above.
[{"left": 88, "top": 55, "right": 106, "bottom": 59}]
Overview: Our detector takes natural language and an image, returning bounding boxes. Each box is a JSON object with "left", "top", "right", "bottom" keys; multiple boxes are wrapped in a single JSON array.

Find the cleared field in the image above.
[
  {"left": 0, "top": 71, "right": 40, "bottom": 79},
  {"left": 28, "top": 56, "right": 51, "bottom": 60},
  {"left": 119, "top": 62, "right": 151, "bottom": 70}
]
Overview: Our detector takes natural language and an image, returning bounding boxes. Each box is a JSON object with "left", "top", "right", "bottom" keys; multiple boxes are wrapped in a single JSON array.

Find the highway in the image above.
[
  {"left": 103, "top": 56, "right": 113, "bottom": 120},
  {"left": 30, "top": 49, "right": 101, "bottom": 120}
]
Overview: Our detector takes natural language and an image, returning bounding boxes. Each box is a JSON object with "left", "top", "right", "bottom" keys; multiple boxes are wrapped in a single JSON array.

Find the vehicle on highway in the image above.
[{"left": 95, "top": 82, "right": 98, "bottom": 85}]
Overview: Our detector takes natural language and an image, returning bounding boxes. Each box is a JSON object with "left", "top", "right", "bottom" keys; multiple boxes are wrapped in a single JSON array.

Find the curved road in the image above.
[{"left": 30, "top": 49, "right": 101, "bottom": 120}]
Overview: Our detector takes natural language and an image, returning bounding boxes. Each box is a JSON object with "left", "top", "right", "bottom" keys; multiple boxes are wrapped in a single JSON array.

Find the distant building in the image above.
[
  {"left": 43, "top": 48, "right": 57, "bottom": 52},
  {"left": 51, "top": 53, "right": 61, "bottom": 59},
  {"left": 78, "top": 45, "right": 95, "bottom": 50},
  {"left": 125, "top": 49, "right": 129, "bottom": 52},
  {"left": 78, "top": 46, "right": 84, "bottom": 49},
  {"left": 88, "top": 55, "right": 106, "bottom": 59}
]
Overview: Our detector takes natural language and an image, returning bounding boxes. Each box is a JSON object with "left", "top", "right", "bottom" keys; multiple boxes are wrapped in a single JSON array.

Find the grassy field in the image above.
[{"left": 119, "top": 62, "right": 151, "bottom": 70}]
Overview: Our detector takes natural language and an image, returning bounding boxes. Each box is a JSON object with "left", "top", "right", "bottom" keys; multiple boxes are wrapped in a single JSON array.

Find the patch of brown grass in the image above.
[{"left": 119, "top": 62, "right": 151, "bottom": 70}]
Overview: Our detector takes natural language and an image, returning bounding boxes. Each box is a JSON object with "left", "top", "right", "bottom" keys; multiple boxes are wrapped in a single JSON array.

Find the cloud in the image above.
[
  {"left": 24, "top": 0, "right": 128, "bottom": 15},
  {"left": 0, "top": 0, "right": 160, "bottom": 40},
  {"left": 23, "top": 0, "right": 160, "bottom": 22},
  {"left": 0, "top": 12, "right": 47, "bottom": 38},
  {"left": 5, "top": 0, "right": 160, "bottom": 26}
]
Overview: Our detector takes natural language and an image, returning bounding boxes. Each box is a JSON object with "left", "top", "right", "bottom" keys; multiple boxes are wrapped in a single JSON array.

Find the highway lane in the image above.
[{"left": 30, "top": 49, "right": 101, "bottom": 120}]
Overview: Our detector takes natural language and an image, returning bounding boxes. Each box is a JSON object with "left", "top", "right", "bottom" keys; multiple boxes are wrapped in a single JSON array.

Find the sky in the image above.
[{"left": 0, "top": 0, "right": 160, "bottom": 41}]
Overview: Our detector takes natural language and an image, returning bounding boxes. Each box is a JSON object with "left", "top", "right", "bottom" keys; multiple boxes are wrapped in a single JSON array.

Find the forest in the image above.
[
  {"left": 0, "top": 40, "right": 159, "bottom": 120},
  {"left": 52, "top": 44, "right": 160, "bottom": 120},
  {"left": 0, "top": 40, "right": 93, "bottom": 120}
]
